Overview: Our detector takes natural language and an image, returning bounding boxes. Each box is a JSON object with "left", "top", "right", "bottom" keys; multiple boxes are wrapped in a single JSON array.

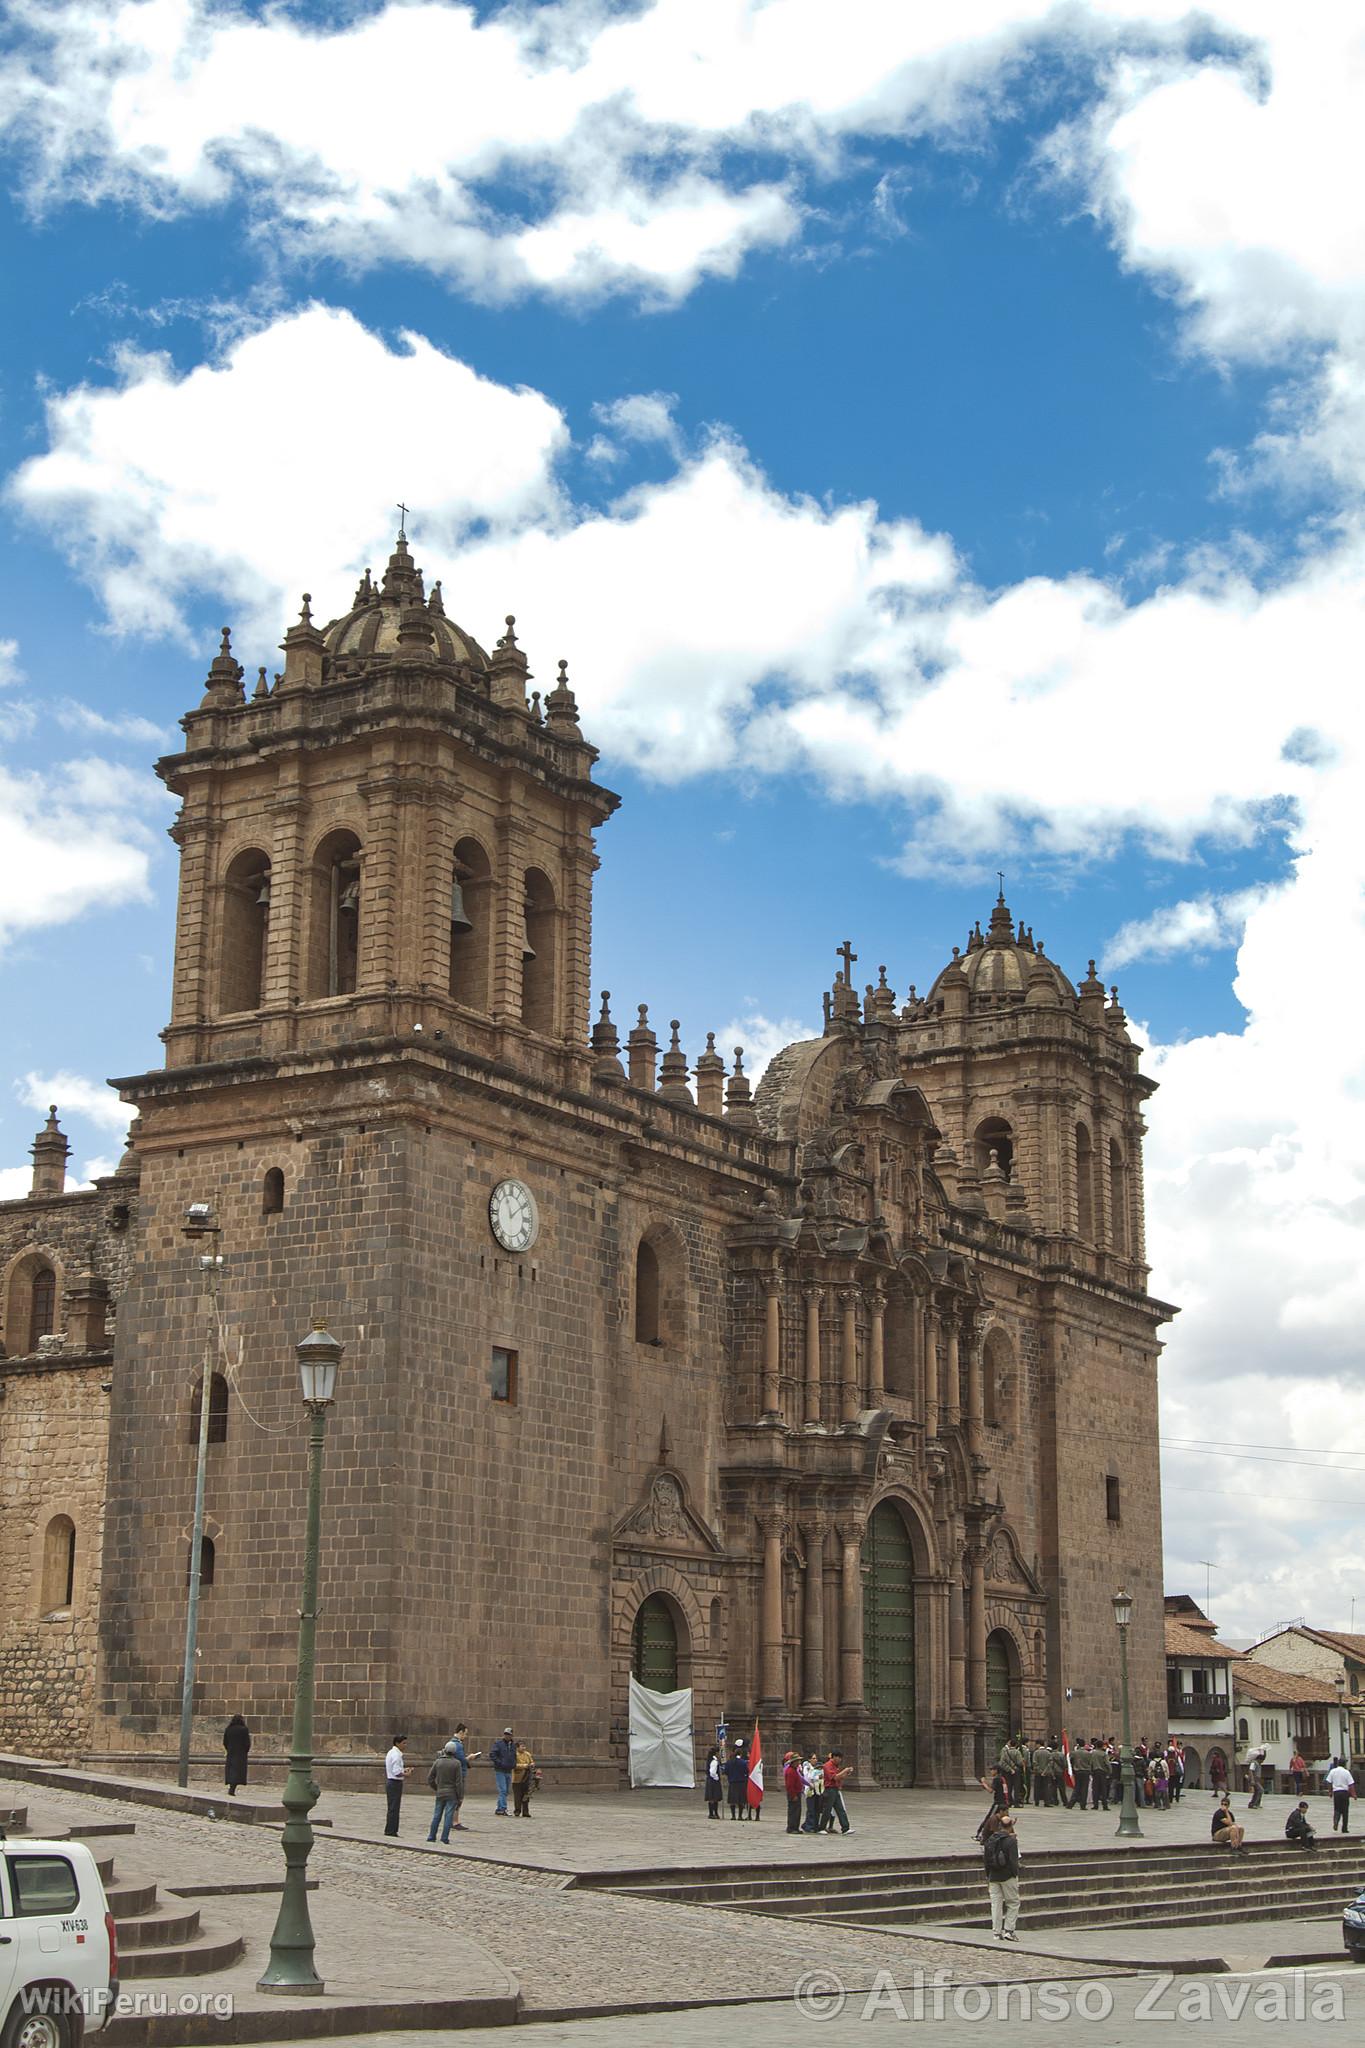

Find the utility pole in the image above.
[{"left": 178, "top": 1203, "right": 224, "bottom": 1789}]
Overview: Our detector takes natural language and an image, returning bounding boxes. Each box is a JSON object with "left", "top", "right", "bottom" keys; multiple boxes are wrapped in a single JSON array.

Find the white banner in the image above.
[{"left": 628, "top": 1675, "right": 695, "bottom": 1787}]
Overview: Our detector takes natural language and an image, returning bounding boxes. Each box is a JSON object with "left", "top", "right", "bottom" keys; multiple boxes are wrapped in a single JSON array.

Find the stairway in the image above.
[
  {"left": 2, "top": 1811, "right": 245, "bottom": 1975},
  {"left": 582, "top": 1835, "right": 1364, "bottom": 1934}
]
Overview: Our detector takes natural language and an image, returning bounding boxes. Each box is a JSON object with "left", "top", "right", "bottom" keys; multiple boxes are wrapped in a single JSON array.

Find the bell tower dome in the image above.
[{"left": 157, "top": 525, "right": 618, "bottom": 1085}]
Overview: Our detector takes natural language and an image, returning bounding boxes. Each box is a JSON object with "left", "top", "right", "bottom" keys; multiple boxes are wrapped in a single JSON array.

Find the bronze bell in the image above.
[
  {"left": 253, "top": 873, "right": 272, "bottom": 910},
  {"left": 520, "top": 898, "right": 536, "bottom": 962},
  {"left": 449, "top": 877, "right": 473, "bottom": 931},
  {"left": 337, "top": 876, "right": 359, "bottom": 914}
]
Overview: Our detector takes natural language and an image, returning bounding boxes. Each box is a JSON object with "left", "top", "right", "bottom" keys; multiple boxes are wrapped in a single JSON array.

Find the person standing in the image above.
[
  {"left": 1000, "top": 1737, "right": 1025, "bottom": 1807},
  {"left": 489, "top": 1727, "right": 516, "bottom": 1816},
  {"left": 782, "top": 1751, "right": 803, "bottom": 1833},
  {"left": 705, "top": 1746, "right": 724, "bottom": 1820},
  {"left": 982, "top": 1811, "right": 1021, "bottom": 1941},
  {"left": 1168, "top": 1741, "right": 1184, "bottom": 1803},
  {"left": 1070, "top": 1740, "right": 1091, "bottom": 1812},
  {"left": 1289, "top": 1748, "right": 1308, "bottom": 1798},
  {"left": 223, "top": 1714, "right": 251, "bottom": 1798},
  {"left": 427, "top": 1742, "right": 462, "bottom": 1845},
  {"left": 800, "top": 1752, "right": 824, "bottom": 1834},
  {"left": 384, "top": 1734, "right": 409, "bottom": 1836},
  {"left": 1209, "top": 1749, "right": 1227, "bottom": 1797},
  {"left": 1245, "top": 1745, "right": 1265, "bottom": 1809},
  {"left": 450, "top": 1723, "right": 479, "bottom": 1830},
  {"left": 1326, "top": 1756, "right": 1356, "bottom": 1834},
  {"left": 512, "top": 1738, "right": 538, "bottom": 1817},
  {"left": 1090, "top": 1740, "right": 1110, "bottom": 1812},
  {"left": 724, "top": 1746, "right": 749, "bottom": 1820},
  {"left": 822, "top": 1752, "right": 851, "bottom": 1834},
  {"left": 1032, "top": 1740, "right": 1051, "bottom": 1805}
]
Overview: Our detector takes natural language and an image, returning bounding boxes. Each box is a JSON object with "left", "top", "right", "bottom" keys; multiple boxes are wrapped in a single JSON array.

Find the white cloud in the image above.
[
  {"left": 0, "top": 756, "right": 157, "bottom": 956},
  {"left": 53, "top": 699, "right": 167, "bottom": 744},
  {"left": 0, "top": 637, "right": 22, "bottom": 687},
  {"left": 0, "top": 1164, "right": 32, "bottom": 1201},
  {"left": 16, "top": 1070, "right": 133, "bottom": 1136},
  {"left": 718, "top": 1011, "right": 817, "bottom": 1086},
  {"left": 590, "top": 391, "right": 682, "bottom": 458},
  {"left": 1102, "top": 886, "right": 1270, "bottom": 970}
]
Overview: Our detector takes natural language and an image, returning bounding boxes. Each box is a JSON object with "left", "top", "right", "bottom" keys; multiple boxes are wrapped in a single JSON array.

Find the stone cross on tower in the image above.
[{"left": 837, "top": 939, "right": 858, "bottom": 985}]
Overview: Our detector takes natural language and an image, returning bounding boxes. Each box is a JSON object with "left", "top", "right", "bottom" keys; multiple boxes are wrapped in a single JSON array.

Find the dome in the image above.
[
  {"left": 323, "top": 531, "right": 490, "bottom": 671},
  {"left": 924, "top": 893, "right": 1075, "bottom": 1006}
]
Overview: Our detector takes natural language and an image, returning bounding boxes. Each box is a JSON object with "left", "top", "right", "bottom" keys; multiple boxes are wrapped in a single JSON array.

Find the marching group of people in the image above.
[{"left": 987, "top": 1733, "right": 1195, "bottom": 1811}]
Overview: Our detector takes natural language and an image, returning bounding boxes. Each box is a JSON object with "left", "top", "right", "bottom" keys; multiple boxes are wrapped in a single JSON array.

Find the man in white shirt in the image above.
[
  {"left": 1325, "top": 1757, "right": 1356, "bottom": 1834},
  {"left": 384, "top": 1733, "right": 410, "bottom": 1837}
]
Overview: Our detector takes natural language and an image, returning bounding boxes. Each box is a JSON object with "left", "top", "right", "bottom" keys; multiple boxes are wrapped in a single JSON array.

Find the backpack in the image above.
[{"left": 984, "top": 1829, "right": 1014, "bottom": 1876}]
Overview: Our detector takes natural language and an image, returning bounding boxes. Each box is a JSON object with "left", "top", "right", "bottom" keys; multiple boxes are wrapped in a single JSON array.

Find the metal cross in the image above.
[
  {"left": 837, "top": 939, "right": 857, "bottom": 984},
  {"left": 396, "top": 501, "right": 409, "bottom": 538},
  {"left": 997, "top": 870, "right": 1006, "bottom": 896}
]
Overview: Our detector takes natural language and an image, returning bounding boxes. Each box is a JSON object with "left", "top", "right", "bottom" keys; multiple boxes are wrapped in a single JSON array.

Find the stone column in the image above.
[
  {"left": 760, "top": 1507, "right": 786, "bottom": 1706},
  {"left": 866, "top": 1287, "right": 885, "bottom": 1406},
  {"left": 803, "top": 1287, "right": 823, "bottom": 1428},
  {"left": 923, "top": 1304, "right": 940, "bottom": 1438},
  {"left": 837, "top": 1521, "right": 865, "bottom": 1708},
  {"left": 966, "top": 1327, "right": 985, "bottom": 1457},
  {"left": 944, "top": 1316, "right": 961, "bottom": 1427},
  {"left": 802, "top": 1515, "right": 828, "bottom": 1708},
  {"left": 762, "top": 1277, "right": 782, "bottom": 1421},
  {"left": 968, "top": 1545, "right": 987, "bottom": 1712},
  {"left": 839, "top": 1288, "right": 859, "bottom": 1424},
  {"left": 949, "top": 1571, "right": 966, "bottom": 1710}
]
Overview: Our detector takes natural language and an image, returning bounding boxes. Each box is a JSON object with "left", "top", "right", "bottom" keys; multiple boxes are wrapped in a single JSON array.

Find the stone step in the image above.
[
  {"left": 106, "top": 1878, "right": 159, "bottom": 1918},
  {"left": 118, "top": 1920, "right": 245, "bottom": 1980},
  {"left": 744, "top": 1855, "right": 1357, "bottom": 1914},
  {"left": 819, "top": 1875, "right": 1358, "bottom": 1934},
  {"left": 116, "top": 1904, "right": 205, "bottom": 1951}
]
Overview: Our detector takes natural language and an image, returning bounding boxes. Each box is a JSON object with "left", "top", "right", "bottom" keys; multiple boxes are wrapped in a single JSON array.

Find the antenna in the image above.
[{"left": 1198, "top": 1559, "right": 1217, "bottom": 1617}]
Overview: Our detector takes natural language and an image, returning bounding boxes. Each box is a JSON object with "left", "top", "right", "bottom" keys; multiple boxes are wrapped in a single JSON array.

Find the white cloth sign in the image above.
[{"left": 628, "top": 1675, "right": 695, "bottom": 1787}]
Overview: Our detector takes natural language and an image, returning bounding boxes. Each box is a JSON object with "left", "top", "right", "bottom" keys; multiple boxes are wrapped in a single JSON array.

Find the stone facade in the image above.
[{"left": 1, "top": 529, "right": 1174, "bottom": 1780}]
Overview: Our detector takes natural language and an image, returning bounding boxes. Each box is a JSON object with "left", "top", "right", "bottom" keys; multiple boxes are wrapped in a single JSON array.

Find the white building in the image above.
[
  {"left": 1232, "top": 1661, "right": 1342, "bottom": 1793},
  {"left": 1164, "top": 1597, "right": 1236, "bottom": 1790},
  {"left": 1245, "top": 1626, "right": 1365, "bottom": 1768}
]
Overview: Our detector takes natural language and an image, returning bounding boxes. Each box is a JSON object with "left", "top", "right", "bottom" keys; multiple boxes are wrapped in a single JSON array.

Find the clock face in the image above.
[{"left": 489, "top": 1178, "right": 539, "bottom": 1252}]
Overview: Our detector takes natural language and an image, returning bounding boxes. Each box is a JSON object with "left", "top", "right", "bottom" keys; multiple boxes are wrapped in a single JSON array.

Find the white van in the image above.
[{"left": 0, "top": 1839, "right": 116, "bottom": 2047}]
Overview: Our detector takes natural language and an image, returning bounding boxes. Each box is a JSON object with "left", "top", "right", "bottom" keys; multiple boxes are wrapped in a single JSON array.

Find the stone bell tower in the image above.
[{"left": 159, "top": 525, "right": 616, "bottom": 1090}]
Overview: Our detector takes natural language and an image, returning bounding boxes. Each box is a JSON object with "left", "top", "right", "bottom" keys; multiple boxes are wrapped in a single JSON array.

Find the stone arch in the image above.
[
  {"left": 189, "top": 1371, "right": 230, "bottom": 1446},
  {"left": 864, "top": 1484, "right": 940, "bottom": 1578},
  {"left": 262, "top": 1166, "right": 285, "bottom": 1215},
  {"left": 973, "top": 1114, "right": 1014, "bottom": 1181},
  {"left": 521, "top": 866, "right": 558, "bottom": 1033},
  {"left": 982, "top": 1324, "right": 1016, "bottom": 1432},
  {"left": 862, "top": 1491, "right": 937, "bottom": 1787},
  {"left": 616, "top": 1566, "right": 704, "bottom": 1692},
  {"left": 633, "top": 1221, "right": 686, "bottom": 1349},
  {"left": 4, "top": 1245, "right": 65, "bottom": 1357},
  {"left": 985, "top": 1619, "right": 1024, "bottom": 1748},
  {"left": 305, "top": 826, "right": 363, "bottom": 998},
  {"left": 39, "top": 1512, "right": 77, "bottom": 1615},
  {"left": 449, "top": 835, "right": 494, "bottom": 1011},
  {"left": 218, "top": 845, "right": 272, "bottom": 1013}
]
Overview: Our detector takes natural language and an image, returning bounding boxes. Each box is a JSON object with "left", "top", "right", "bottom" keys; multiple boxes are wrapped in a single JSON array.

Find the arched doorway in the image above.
[
  {"left": 631, "top": 1594, "right": 679, "bottom": 1693},
  {"left": 863, "top": 1501, "right": 917, "bottom": 1785},
  {"left": 985, "top": 1630, "right": 1019, "bottom": 1758}
]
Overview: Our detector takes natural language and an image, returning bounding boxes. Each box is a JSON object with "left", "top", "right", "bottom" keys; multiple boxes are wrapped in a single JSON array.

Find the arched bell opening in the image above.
[
  {"left": 521, "top": 867, "right": 557, "bottom": 1033},
  {"left": 219, "top": 848, "right": 272, "bottom": 1013},
  {"left": 306, "top": 829, "right": 362, "bottom": 998},
  {"left": 974, "top": 1116, "right": 1014, "bottom": 1181},
  {"left": 449, "top": 836, "right": 493, "bottom": 1011}
]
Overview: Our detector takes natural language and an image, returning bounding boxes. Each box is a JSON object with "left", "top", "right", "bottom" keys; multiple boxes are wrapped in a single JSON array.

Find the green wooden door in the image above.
[
  {"left": 986, "top": 1632, "right": 1014, "bottom": 1756},
  {"left": 631, "top": 1595, "right": 678, "bottom": 1692},
  {"left": 863, "top": 1502, "right": 916, "bottom": 1785}
]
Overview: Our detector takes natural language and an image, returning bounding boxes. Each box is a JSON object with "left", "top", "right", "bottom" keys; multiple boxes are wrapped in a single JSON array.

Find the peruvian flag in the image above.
[
  {"left": 746, "top": 1720, "right": 764, "bottom": 1808},
  {"left": 1061, "top": 1730, "right": 1076, "bottom": 1791}
]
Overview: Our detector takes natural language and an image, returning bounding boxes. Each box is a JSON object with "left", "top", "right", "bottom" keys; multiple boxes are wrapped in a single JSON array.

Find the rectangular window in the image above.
[
  {"left": 1105, "top": 1475, "right": 1121, "bottom": 1523},
  {"left": 8, "top": 1855, "right": 79, "bottom": 1916},
  {"left": 491, "top": 1347, "right": 518, "bottom": 1404}
]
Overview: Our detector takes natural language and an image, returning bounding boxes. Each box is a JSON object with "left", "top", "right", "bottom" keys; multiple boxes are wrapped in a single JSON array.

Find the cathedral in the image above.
[{"left": 0, "top": 529, "right": 1172, "bottom": 1785}]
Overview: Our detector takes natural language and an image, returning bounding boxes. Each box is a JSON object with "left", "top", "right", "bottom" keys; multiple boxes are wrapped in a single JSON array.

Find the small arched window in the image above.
[
  {"left": 1076, "top": 1123, "right": 1094, "bottom": 1240},
  {"left": 220, "top": 848, "right": 272, "bottom": 1013},
  {"left": 188, "top": 1535, "right": 216, "bottom": 1589},
  {"left": 521, "top": 867, "right": 557, "bottom": 1034},
  {"left": 449, "top": 837, "right": 493, "bottom": 1011},
  {"left": 1237, "top": 1717, "right": 1249, "bottom": 1743},
  {"left": 263, "top": 1167, "right": 285, "bottom": 1215},
  {"left": 40, "top": 1514, "right": 76, "bottom": 1614},
  {"left": 189, "top": 1372, "right": 230, "bottom": 1446},
  {"left": 635, "top": 1239, "right": 661, "bottom": 1344},
  {"left": 1109, "top": 1140, "right": 1128, "bottom": 1254},
  {"left": 28, "top": 1265, "right": 57, "bottom": 1351},
  {"left": 974, "top": 1117, "right": 1014, "bottom": 1181}
]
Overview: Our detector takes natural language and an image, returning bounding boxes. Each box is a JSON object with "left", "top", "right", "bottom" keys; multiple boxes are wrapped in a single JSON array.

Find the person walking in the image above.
[
  {"left": 822, "top": 1752, "right": 852, "bottom": 1834},
  {"left": 800, "top": 1752, "right": 824, "bottom": 1834},
  {"left": 1289, "top": 1749, "right": 1308, "bottom": 1798},
  {"left": 1090, "top": 1740, "right": 1110, "bottom": 1812},
  {"left": 1070, "top": 1739, "right": 1091, "bottom": 1812},
  {"left": 1245, "top": 1745, "right": 1265, "bottom": 1809},
  {"left": 427, "top": 1742, "right": 463, "bottom": 1845},
  {"left": 512, "top": 1738, "right": 538, "bottom": 1817},
  {"left": 223, "top": 1714, "right": 251, "bottom": 1798},
  {"left": 982, "top": 1810, "right": 1021, "bottom": 1941},
  {"left": 1326, "top": 1756, "right": 1356, "bottom": 1834},
  {"left": 1211, "top": 1795, "right": 1246, "bottom": 1850},
  {"left": 724, "top": 1746, "right": 749, "bottom": 1820},
  {"left": 384, "top": 1733, "right": 409, "bottom": 1836},
  {"left": 783, "top": 1751, "right": 804, "bottom": 1833},
  {"left": 1168, "top": 1741, "right": 1184, "bottom": 1803},
  {"left": 1209, "top": 1749, "right": 1227, "bottom": 1797},
  {"left": 1285, "top": 1800, "right": 1316, "bottom": 1849},
  {"left": 489, "top": 1727, "right": 516, "bottom": 1816},
  {"left": 449, "top": 1723, "right": 479, "bottom": 1830},
  {"left": 705, "top": 1746, "right": 725, "bottom": 1819}
]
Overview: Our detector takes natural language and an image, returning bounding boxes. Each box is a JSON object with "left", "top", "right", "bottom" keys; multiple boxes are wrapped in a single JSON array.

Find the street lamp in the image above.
[
  {"left": 1335, "top": 1673, "right": 1347, "bottom": 1763},
  {"left": 1112, "top": 1590, "right": 1142, "bottom": 1839},
  {"left": 178, "top": 1202, "right": 223, "bottom": 1789},
  {"left": 258, "top": 1319, "right": 343, "bottom": 1996}
]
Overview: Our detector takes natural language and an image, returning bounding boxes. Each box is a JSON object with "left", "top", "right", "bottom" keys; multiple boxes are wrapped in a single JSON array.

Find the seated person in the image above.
[
  {"left": 1211, "top": 1795, "right": 1246, "bottom": 1849},
  {"left": 1285, "top": 1800, "right": 1316, "bottom": 1848}
]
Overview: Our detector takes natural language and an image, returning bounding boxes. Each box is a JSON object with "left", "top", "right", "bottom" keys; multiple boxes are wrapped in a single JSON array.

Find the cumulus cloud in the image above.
[
  {"left": 15, "top": 1069, "right": 131, "bottom": 1134},
  {"left": 1102, "top": 886, "right": 1270, "bottom": 970},
  {"left": 0, "top": 637, "right": 22, "bottom": 687},
  {"left": 53, "top": 699, "right": 167, "bottom": 744},
  {"left": 718, "top": 1010, "right": 817, "bottom": 1086},
  {"left": 0, "top": 755, "right": 158, "bottom": 956},
  {"left": 590, "top": 391, "right": 683, "bottom": 458}
]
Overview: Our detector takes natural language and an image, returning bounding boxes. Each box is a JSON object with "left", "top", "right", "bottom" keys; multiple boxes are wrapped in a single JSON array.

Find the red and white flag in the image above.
[
  {"left": 747, "top": 1720, "right": 764, "bottom": 1807},
  {"left": 1061, "top": 1730, "right": 1076, "bottom": 1790}
]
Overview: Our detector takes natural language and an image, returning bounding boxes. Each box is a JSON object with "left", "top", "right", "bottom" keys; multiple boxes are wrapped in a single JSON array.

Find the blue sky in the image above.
[{"left": 2, "top": 0, "right": 1363, "bottom": 1639}]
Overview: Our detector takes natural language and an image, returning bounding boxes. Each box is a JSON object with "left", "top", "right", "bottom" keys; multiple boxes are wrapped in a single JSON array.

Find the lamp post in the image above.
[
  {"left": 1112, "top": 1589, "right": 1142, "bottom": 1839},
  {"left": 178, "top": 1203, "right": 223, "bottom": 1790},
  {"left": 1335, "top": 1673, "right": 1348, "bottom": 1764},
  {"left": 258, "top": 1320, "right": 343, "bottom": 1996}
]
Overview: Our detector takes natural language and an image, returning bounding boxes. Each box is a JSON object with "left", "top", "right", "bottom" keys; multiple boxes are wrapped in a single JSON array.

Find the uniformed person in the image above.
[{"left": 1070, "top": 1738, "right": 1092, "bottom": 1810}]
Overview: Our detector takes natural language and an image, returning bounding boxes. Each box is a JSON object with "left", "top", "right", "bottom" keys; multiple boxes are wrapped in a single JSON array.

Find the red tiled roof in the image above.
[
  {"left": 1166, "top": 1620, "right": 1242, "bottom": 1661},
  {"left": 1233, "top": 1663, "right": 1340, "bottom": 1707}
]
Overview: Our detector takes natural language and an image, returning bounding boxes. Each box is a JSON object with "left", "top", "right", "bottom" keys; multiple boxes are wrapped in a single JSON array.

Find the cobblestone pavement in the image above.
[{"left": 16, "top": 1780, "right": 1111, "bottom": 2020}]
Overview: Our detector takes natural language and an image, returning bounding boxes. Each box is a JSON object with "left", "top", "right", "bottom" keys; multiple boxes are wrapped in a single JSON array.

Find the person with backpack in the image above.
[{"left": 982, "top": 1810, "right": 1021, "bottom": 1940}]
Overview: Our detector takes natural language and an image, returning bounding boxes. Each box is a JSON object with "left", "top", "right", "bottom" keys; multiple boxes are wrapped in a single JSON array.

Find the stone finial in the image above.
[
  {"left": 380, "top": 529, "right": 422, "bottom": 607},
  {"left": 199, "top": 624, "right": 245, "bottom": 709},
  {"left": 351, "top": 567, "right": 376, "bottom": 609},
  {"left": 280, "top": 588, "right": 326, "bottom": 688},
  {"left": 967, "top": 919, "right": 984, "bottom": 951},
  {"left": 545, "top": 656, "right": 582, "bottom": 735},
  {"left": 1079, "top": 956, "right": 1107, "bottom": 1025},
  {"left": 30, "top": 1104, "right": 70, "bottom": 1198},
  {"left": 986, "top": 891, "right": 1014, "bottom": 944},
  {"left": 695, "top": 1030, "right": 726, "bottom": 1117},
  {"left": 428, "top": 579, "right": 445, "bottom": 617},
  {"left": 657, "top": 1019, "right": 693, "bottom": 1105},
  {"left": 1106, "top": 983, "right": 1131, "bottom": 1038},
  {"left": 489, "top": 613, "right": 530, "bottom": 710},
  {"left": 866, "top": 963, "right": 897, "bottom": 1023},
  {"left": 253, "top": 665, "right": 269, "bottom": 699},
  {"left": 590, "top": 990, "right": 625, "bottom": 1085},
  {"left": 627, "top": 1004, "right": 658, "bottom": 1092},
  {"left": 529, "top": 689, "right": 543, "bottom": 726},
  {"left": 725, "top": 1047, "right": 759, "bottom": 1129},
  {"left": 397, "top": 599, "right": 436, "bottom": 651}
]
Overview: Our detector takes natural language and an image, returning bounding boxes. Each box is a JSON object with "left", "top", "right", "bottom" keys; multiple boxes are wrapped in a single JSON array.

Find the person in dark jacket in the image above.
[
  {"left": 1285, "top": 1801, "right": 1316, "bottom": 1849},
  {"left": 983, "top": 1810, "right": 1021, "bottom": 1939},
  {"left": 427, "top": 1742, "right": 463, "bottom": 1844},
  {"left": 704, "top": 1747, "right": 724, "bottom": 1819},
  {"left": 489, "top": 1728, "right": 515, "bottom": 1816},
  {"left": 223, "top": 1714, "right": 251, "bottom": 1796},
  {"left": 724, "top": 1748, "right": 749, "bottom": 1820}
]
